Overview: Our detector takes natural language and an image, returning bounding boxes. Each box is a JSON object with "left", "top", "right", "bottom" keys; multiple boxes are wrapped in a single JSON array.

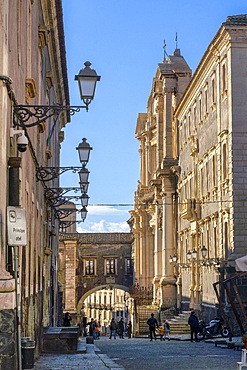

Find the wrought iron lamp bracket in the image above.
[
  {"left": 59, "top": 220, "right": 83, "bottom": 229},
  {"left": 54, "top": 208, "right": 81, "bottom": 220},
  {"left": 36, "top": 166, "right": 82, "bottom": 182},
  {"left": 44, "top": 187, "right": 81, "bottom": 206},
  {"left": 13, "top": 104, "right": 87, "bottom": 128}
]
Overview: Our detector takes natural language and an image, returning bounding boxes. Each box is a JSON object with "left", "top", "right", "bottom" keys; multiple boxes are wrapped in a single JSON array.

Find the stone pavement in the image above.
[
  {"left": 34, "top": 337, "right": 124, "bottom": 370},
  {"left": 33, "top": 334, "right": 243, "bottom": 370}
]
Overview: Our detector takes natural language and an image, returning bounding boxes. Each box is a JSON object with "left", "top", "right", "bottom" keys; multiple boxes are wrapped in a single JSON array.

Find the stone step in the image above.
[{"left": 169, "top": 322, "right": 190, "bottom": 334}]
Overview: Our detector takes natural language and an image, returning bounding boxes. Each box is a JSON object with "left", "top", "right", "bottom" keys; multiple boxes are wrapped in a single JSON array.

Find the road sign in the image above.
[{"left": 7, "top": 206, "right": 27, "bottom": 246}]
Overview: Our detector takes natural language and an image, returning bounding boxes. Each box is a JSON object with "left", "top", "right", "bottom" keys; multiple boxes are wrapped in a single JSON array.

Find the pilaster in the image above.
[{"left": 64, "top": 240, "right": 77, "bottom": 313}]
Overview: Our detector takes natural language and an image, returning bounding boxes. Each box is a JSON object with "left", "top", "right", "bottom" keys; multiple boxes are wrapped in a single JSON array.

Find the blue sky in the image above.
[{"left": 60, "top": 0, "right": 247, "bottom": 233}]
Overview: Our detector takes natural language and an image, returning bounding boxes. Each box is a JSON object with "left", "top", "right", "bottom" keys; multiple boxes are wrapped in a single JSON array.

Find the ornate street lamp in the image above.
[
  {"left": 81, "top": 206, "right": 88, "bottom": 221},
  {"left": 187, "top": 250, "right": 192, "bottom": 261},
  {"left": 13, "top": 62, "right": 100, "bottom": 127},
  {"left": 201, "top": 245, "right": 207, "bottom": 259},
  {"left": 75, "top": 61, "right": 101, "bottom": 110},
  {"left": 172, "top": 254, "right": 178, "bottom": 263},
  {"left": 78, "top": 167, "right": 90, "bottom": 184},
  {"left": 80, "top": 194, "right": 89, "bottom": 207},
  {"left": 76, "top": 138, "right": 93, "bottom": 166},
  {"left": 192, "top": 248, "right": 197, "bottom": 260}
]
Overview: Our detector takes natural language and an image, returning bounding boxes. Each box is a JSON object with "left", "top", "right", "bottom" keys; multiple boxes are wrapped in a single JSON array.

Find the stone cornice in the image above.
[{"left": 59, "top": 232, "right": 133, "bottom": 245}]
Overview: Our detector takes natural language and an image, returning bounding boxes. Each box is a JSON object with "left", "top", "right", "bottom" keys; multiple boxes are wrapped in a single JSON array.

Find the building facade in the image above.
[
  {"left": 131, "top": 15, "right": 247, "bottom": 321},
  {"left": 130, "top": 48, "right": 192, "bottom": 310},
  {"left": 58, "top": 232, "right": 133, "bottom": 330},
  {"left": 0, "top": 1, "right": 70, "bottom": 368},
  {"left": 175, "top": 14, "right": 247, "bottom": 316}
]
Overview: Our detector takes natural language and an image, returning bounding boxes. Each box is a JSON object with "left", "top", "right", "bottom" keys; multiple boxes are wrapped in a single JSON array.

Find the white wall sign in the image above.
[{"left": 7, "top": 207, "right": 27, "bottom": 246}]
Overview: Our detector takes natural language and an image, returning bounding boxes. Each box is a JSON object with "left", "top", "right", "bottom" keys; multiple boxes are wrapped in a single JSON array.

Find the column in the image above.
[
  {"left": 160, "top": 192, "right": 177, "bottom": 308},
  {"left": 64, "top": 240, "right": 77, "bottom": 313},
  {"left": 153, "top": 201, "right": 162, "bottom": 303}
]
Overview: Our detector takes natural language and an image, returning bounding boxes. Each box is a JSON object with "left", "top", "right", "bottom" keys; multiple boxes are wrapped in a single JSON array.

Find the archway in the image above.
[{"left": 76, "top": 285, "right": 130, "bottom": 337}]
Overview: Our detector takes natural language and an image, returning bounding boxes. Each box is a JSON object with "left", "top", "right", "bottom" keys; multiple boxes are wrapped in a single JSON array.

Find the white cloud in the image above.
[
  {"left": 77, "top": 219, "right": 130, "bottom": 233},
  {"left": 87, "top": 205, "right": 130, "bottom": 216}
]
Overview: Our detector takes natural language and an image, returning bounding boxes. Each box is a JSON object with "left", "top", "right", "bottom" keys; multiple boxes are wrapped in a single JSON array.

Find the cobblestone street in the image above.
[{"left": 34, "top": 335, "right": 244, "bottom": 370}]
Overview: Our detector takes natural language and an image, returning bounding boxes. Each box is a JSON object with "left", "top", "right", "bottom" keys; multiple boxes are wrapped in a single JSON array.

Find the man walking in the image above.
[
  {"left": 147, "top": 313, "right": 158, "bottom": 341},
  {"left": 109, "top": 318, "right": 117, "bottom": 339},
  {"left": 188, "top": 310, "right": 199, "bottom": 342}
]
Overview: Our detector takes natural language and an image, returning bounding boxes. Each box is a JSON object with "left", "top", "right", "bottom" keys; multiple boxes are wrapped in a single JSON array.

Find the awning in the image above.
[{"left": 235, "top": 255, "right": 247, "bottom": 271}]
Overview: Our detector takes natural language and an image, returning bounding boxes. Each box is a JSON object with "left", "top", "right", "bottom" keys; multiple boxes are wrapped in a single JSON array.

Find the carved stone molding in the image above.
[
  {"left": 77, "top": 233, "right": 133, "bottom": 245},
  {"left": 38, "top": 25, "right": 49, "bottom": 49},
  {"left": 25, "top": 78, "right": 37, "bottom": 103},
  {"left": 46, "top": 72, "right": 53, "bottom": 90}
]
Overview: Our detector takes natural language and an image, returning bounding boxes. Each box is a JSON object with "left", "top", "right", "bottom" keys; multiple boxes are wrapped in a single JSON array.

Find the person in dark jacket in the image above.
[
  {"left": 118, "top": 318, "right": 124, "bottom": 338},
  {"left": 127, "top": 321, "right": 132, "bottom": 338},
  {"left": 109, "top": 318, "right": 117, "bottom": 339},
  {"left": 87, "top": 318, "right": 96, "bottom": 337},
  {"left": 188, "top": 310, "right": 199, "bottom": 342},
  {"left": 147, "top": 313, "right": 158, "bottom": 341},
  {"left": 63, "top": 312, "right": 72, "bottom": 327}
]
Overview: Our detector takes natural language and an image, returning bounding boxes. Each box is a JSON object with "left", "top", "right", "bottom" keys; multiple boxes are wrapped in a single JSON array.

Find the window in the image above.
[
  {"left": 222, "top": 64, "right": 226, "bottom": 93},
  {"left": 224, "top": 221, "right": 228, "bottom": 255},
  {"left": 126, "top": 258, "right": 132, "bottom": 274},
  {"left": 193, "top": 104, "right": 197, "bottom": 126},
  {"left": 204, "top": 86, "right": 208, "bottom": 116},
  {"left": 206, "top": 161, "right": 209, "bottom": 192},
  {"left": 212, "top": 155, "right": 216, "bottom": 187},
  {"left": 212, "top": 77, "right": 216, "bottom": 105},
  {"left": 199, "top": 97, "right": 202, "bottom": 122},
  {"left": 85, "top": 259, "right": 95, "bottom": 275},
  {"left": 222, "top": 143, "right": 227, "bottom": 180},
  {"left": 214, "top": 225, "right": 217, "bottom": 258},
  {"left": 105, "top": 259, "right": 116, "bottom": 275},
  {"left": 200, "top": 167, "right": 204, "bottom": 198}
]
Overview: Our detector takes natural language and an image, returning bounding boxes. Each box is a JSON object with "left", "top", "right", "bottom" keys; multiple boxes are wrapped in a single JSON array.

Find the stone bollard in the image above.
[{"left": 86, "top": 336, "right": 94, "bottom": 344}]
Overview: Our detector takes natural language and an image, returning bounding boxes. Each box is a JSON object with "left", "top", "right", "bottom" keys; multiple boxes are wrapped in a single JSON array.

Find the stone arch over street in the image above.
[
  {"left": 59, "top": 232, "right": 133, "bottom": 326},
  {"left": 77, "top": 284, "right": 130, "bottom": 314}
]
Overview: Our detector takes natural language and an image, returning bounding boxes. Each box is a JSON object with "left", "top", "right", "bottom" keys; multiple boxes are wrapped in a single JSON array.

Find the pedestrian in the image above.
[
  {"left": 158, "top": 324, "right": 165, "bottom": 340},
  {"left": 127, "top": 321, "right": 132, "bottom": 338},
  {"left": 87, "top": 318, "right": 96, "bottom": 337},
  {"left": 63, "top": 312, "right": 72, "bottom": 327},
  {"left": 147, "top": 313, "right": 158, "bottom": 341},
  {"left": 118, "top": 318, "right": 124, "bottom": 338},
  {"left": 188, "top": 310, "right": 199, "bottom": 342},
  {"left": 94, "top": 320, "right": 100, "bottom": 339},
  {"left": 109, "top": 318, "right": 117, "bottom": 339},
  {"left": 164, "top": 320, "right": 170, "bottom": 340}
]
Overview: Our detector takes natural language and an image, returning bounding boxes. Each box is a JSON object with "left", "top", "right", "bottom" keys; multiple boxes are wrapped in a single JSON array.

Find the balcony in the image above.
[{"left": 180, "top": 199, "right": 200, "bottom": 221}]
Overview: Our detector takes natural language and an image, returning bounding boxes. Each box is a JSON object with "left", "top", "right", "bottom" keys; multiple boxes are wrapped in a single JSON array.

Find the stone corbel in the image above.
[
  {"left": 38, "top": 25, "right": 49, "bottom": 49},
  {"left": 171, "top": 165, "right": 181, "bottom": 177},
  {"left": 59, "top": 131, "right": 65, "bottom": 144},
  {"left": 46, "top": 72, "right": 53, "bottom": 90},
  {"left": 25, "top": 78, "right": 37, "bottom": 104}
]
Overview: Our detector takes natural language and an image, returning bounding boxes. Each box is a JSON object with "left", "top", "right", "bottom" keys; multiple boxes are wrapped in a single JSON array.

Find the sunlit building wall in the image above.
[{"left": 131, "top": 15, "right": 247, "bottom": 319}]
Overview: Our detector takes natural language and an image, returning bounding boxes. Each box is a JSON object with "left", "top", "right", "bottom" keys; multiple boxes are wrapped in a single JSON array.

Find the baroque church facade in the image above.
[{"left": 131, "top": 15, "right": 247, "bottom": 318}]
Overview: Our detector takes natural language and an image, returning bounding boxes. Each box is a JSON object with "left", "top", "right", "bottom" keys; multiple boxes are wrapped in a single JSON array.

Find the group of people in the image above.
[
  {"left": 147, "top": 313, "right": 170, "bottom": 341},
  {"left": 147, "top": 310, "right": 200, "bottom": 343},
  {"left": 64, "top": 309, "right": 199, "bottom": 343},
  {"left": 87, "top": 318, "right": 100, "bottom": 339},
  {"left": 109, "top": 317, "right": 132, "bottom": 339}
]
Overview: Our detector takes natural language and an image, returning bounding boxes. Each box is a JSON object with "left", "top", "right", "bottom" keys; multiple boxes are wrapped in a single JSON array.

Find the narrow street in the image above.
[{"left": 94, "top": 336, "right": 242, "bottom": 370}]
